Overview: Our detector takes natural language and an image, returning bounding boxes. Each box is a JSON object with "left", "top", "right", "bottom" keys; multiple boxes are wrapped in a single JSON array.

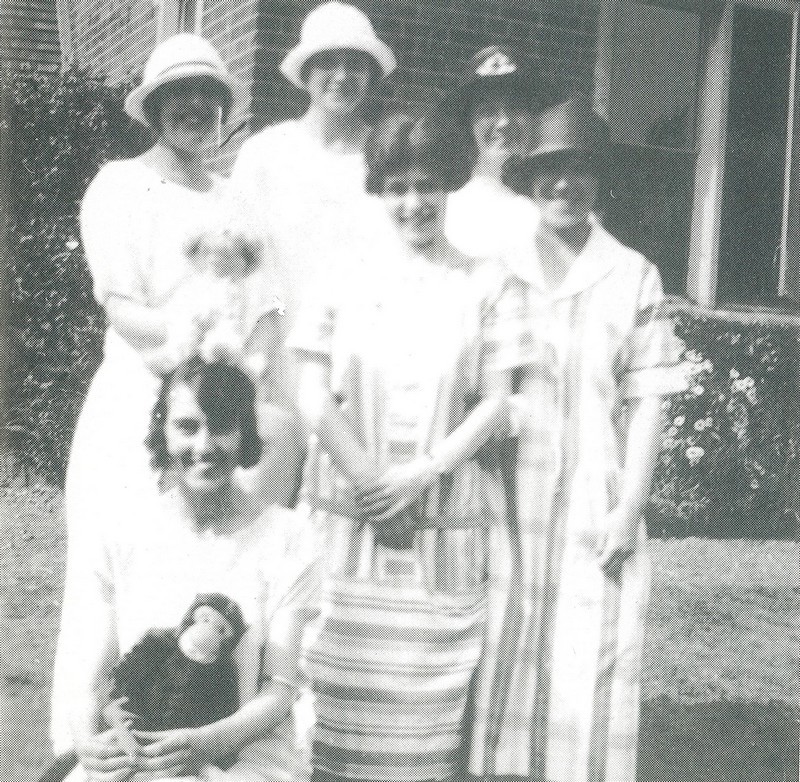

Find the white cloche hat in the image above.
[
  {"left": 125, "top": 34, "right": 244, "bottom": 128},
  {"left": 280, "top": 1, "right": 396, "bottom": 89}
]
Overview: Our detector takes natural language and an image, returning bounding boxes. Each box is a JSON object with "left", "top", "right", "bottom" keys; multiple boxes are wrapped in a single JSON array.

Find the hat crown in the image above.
[
  {"left": 530, "top": 96, "right": 610, "bottom": 157},
  {"left": 142, "top": 33, "right": 228, "bottom": 84},
  {"left": 300, "top": 1, "right": 378, "bottom": 45}
]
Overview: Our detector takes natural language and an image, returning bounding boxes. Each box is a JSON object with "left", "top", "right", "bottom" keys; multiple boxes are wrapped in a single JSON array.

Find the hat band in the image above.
[{"left": 153, "top": 60, "right": 228, "bottom": 82}]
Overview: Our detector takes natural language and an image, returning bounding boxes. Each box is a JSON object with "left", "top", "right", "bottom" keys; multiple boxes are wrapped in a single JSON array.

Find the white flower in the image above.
[
  {"left": 744, "top": 377, "right": 755, "bottom": 389},
  {"left": 661, "top": 399, "right": 672, "bottom": 411},
  {"left": 65, "top": 237, "right": 79, "bottom": 251},
  {"left": 694, "top": 420, "right": 706, "bottom": 432},
  {"left": 686, "top": 445, "right": 705, "bottom": 464},
  {"left": 674, "top": 415, "right": 685, "bottom": 427},
  {"left": 730, "top": 368, "right": 740, "bottom": 380},
  {"left": 686, "top": 349, "right": 700, "bottom": 362},
  {"left": 746, "top": 388, "right": 758, "bottom": 405},
  {"left": 668, "top": 426, "right": 679, "bottom": 437},
  {"left": 663, "top": 438, "right": 677, "bottom": 450},
  {"left": 705, "top": 417, "right": 713, "bottom": 427},
  {"left": 702, "top": 359, "right": 713, "bottom": 372},
  {"left": 693, "top": 385, "right": 705, "bottom": 396}
]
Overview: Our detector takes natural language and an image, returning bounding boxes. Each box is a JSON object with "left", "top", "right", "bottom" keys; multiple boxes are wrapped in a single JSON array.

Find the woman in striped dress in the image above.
[
  {"left": 289, "top": 110, "right": 508, "bottom": 782},
  {"left": 468, "top": 96, "right": 687, "bottom": 782}
]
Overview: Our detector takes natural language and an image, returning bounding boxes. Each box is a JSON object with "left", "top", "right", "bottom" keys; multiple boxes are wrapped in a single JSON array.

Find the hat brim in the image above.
[
  {"left": 502, "top": 148, "right": 609, "bottom": 195},
  {"left": 124, "top": 64, "right": 246, "bottom": 128},
  {"left": 280, "top": 37, "right": 396, "bottom": 89}
]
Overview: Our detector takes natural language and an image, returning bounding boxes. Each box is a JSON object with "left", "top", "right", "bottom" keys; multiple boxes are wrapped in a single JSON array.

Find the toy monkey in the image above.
[{"left": 39, "top": 593, "right": 247, "bottom": 782}]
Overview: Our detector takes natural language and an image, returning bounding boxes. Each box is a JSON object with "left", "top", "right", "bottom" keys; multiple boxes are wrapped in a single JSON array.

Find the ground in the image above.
[{"left": 1, "top": 480, "right": 798, "bottom": 782}]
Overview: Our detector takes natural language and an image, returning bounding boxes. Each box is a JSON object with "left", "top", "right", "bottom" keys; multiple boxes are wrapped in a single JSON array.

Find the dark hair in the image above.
[
  {"left": 364, "top": 109, "right": 472, "bottom": 194},
  {"left": 141, "top": 75, "right": 234, "bottom": 132},
  {"left": 147, "top": 356, "right": 262, "bottom": 474}
]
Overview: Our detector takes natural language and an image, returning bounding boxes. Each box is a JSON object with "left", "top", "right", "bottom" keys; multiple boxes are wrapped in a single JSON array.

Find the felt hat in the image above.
[
  {"left": 280, "top": 2, "right": 397, "bottom": 89},
  {"left": 503, "top": 95, "right": 611, "bottom": 194},
  {"left": 455, "top": 45, "right": 540, "bottom": 111},
  {"left": 125, "top": 34, "right": 244, "bottom": 128}
]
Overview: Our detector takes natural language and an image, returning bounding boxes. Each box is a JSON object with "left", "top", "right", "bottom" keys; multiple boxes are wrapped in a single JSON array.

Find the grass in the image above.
[{"left": 1, "top": 479, "right": 798, "bottom": 782}]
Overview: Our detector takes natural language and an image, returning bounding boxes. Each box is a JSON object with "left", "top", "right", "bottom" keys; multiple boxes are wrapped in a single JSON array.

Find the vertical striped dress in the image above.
[
  {"left": 468, "top": 223, "right": 687, "bottom": 782},
  {"left": 288, "top": 250, "right": 507, "bottom": 781}
]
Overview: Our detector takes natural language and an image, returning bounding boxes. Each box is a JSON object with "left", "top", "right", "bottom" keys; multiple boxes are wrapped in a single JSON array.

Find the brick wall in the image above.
[
  {"left": 57, "top": 0, "right": 598, "bottom": 166},
  {"left": 251, "top": 0, "right": 598, "bottom": 129},
  {"left": 1, "top": 0, "right": 60, "bottom": 72}
]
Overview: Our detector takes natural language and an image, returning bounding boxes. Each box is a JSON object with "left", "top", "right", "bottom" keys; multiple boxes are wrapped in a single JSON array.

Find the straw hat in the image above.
[
  {"left": 503, "top": 96, "right": 611, "bottom": 194},
  {"left": 280, "top": 2, "right": 396, "bottom": 89},
  {"left": 125, "top": 34, "right": 244, "bottom": 128}
]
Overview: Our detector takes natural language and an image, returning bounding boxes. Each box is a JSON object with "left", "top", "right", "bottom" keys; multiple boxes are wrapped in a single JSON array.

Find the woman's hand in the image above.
[
  {"left": 596, "top": 505, "right": 640, "bottom": 578},
  {"left": 74, "top": 728, "right": 136, "bottom": 782},
  {"left": 355, "top": 458, "right": 438, "bottom": 523},
  {"left": 129, "top": 727, "right": 207, "bottom": 779}
]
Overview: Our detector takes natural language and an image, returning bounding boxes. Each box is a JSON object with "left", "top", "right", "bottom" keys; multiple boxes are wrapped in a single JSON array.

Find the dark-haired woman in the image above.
[
  {"left": 55, "top": 34, "right": 285, "bottom": 754},
  {"left": 55, "top": 357, "right": 320, "bottom": 782},
  {"left": 290, "top": 111, "right": 508, "bottom": 782},
  {"left": 468, "top": 97, "right": 686, "bottom": 782}
]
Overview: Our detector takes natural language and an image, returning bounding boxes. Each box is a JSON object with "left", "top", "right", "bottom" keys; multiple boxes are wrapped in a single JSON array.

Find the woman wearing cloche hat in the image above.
[
  {"left": 229, "top": 1, "right": 397, "bottom": 331},
  {"left": 467, "top": 95, "right": 687, "bottom": 782},
  {"left": 51, "top": 33, "right": 286, "bottom": 770},
  {"left": 444, "top": 44, "right": 544, "bottom": 260}
]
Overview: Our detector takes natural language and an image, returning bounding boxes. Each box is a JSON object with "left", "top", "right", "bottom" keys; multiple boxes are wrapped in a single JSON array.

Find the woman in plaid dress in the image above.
[{"left": 468, "top": 97, "right": 687, "bottom": 782}]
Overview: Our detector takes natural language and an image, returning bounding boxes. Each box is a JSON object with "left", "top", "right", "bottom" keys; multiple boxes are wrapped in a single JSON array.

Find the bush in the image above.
[
  {"left": 648, "top": 311, "right": 799, "bottom": 539},
  {"left": 2, "top": 66, "right": 149, "bottom": 484}
]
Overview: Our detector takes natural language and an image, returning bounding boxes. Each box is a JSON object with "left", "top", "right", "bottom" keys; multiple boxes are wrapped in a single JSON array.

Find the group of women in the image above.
[{"left": 51, "top": 4, "right": 687, "bottom": 782}]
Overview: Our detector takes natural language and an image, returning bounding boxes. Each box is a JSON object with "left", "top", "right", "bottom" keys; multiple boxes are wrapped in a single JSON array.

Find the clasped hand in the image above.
[
  {"left": 77, "top": 725, "right": 211, "bottom": 781},
  {"left": 354, "top": 458, "right": 438, "bottom": 522}
]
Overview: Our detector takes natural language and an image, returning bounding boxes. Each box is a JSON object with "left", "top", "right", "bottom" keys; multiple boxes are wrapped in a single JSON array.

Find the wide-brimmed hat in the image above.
[
  {"left": 280, "top": 1, "right": 396, "bottom": 89},
  {"left": 503, "top": 95, "right": 611, "bottom": 194},
  {"left": 125, "top": 34, "right": 244, "bottom": 128},
  {"left": 454, "top": 45, "right": 540, "bottom": 112}
]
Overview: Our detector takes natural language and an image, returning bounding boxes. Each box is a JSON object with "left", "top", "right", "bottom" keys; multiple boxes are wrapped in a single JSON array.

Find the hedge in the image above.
[
  {"left": 2, "top": 67, "right": 798, "bottom": 538},
  {"left": 2, "top": 66, "right": 149, "bottom": 483}
]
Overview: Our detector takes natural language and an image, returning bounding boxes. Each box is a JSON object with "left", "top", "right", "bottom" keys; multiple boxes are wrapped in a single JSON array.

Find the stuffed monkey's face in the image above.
[{"left": 179, "top": 605, "right": 237, "bottom": 664}]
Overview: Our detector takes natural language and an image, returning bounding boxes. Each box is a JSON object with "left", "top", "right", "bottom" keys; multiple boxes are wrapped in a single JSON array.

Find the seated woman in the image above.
[
  {"left": 289, "top": 110, "right": 509, "bottom": 782},
  {"left": 55, "top": 356, "right": 320, "bottom": 782}
]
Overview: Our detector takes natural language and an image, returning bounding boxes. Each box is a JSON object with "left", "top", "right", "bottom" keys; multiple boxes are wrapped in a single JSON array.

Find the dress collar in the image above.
[{"left": 502, "top": 216, "right": 618, "bottom": 300}]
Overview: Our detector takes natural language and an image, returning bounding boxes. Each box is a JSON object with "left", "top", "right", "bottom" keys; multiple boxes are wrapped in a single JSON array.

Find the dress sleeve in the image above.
[
  {"left": 264, "top": 514, "right": 322, "bottom": 650},
  {"left": 80, "top": 165, "right": 147, "bottom": 307},
  {"left": 617, "top": 261, "right": 688, "bottom": 399}
]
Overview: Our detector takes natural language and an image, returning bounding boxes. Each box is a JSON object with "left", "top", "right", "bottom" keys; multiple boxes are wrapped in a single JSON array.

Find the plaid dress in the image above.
[{"left": 469, "top": 224, "right": 687, "bottom": 782}]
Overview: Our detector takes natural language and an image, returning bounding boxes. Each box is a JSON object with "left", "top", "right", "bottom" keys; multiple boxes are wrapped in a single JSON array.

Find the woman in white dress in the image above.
[
  {"left": 445, "top": 45, "right": 542, "bottom": 260},
  {"left": 53, "top": 34, "right": 283, "bottom": 753},
  {"left": 229, "top": 1, "right": 397, "bottom": 328},
  {"left": 57, "top": 357, "right": 320, "bottom": 782}
]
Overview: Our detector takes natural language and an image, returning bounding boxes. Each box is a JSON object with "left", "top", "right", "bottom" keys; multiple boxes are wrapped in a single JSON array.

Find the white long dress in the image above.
[
  {"left": 228, "top": 119, "right": 388, "bottom": 332},
  {"left": 57, "top": 491, "right": 320, "bottom": 782},
  {"left": 52, "top": 158, "right": 279, "bottom": 751}
]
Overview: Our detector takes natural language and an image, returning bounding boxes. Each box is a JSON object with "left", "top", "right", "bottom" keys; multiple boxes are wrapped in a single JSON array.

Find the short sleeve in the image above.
[
  {"left": 480, "top": 274, "right": 543, "bottom": 374},
  {"left": 80, "top": 164, "right": 147, "bottom": 307},
  {"left": 265, "top": 513, "right": 322, "bottom": 649},
  {"left": 617, "top": 262, "right": 688, "bottom": 399}
]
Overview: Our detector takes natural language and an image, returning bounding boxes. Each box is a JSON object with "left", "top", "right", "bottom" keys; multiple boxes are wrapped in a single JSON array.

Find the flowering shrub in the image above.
[
  {"left": 2, "top": 66, "right": 149, "bottom": 484},
  {"left": 648, "top": 312, "right": 799, "bottom": 539}
]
